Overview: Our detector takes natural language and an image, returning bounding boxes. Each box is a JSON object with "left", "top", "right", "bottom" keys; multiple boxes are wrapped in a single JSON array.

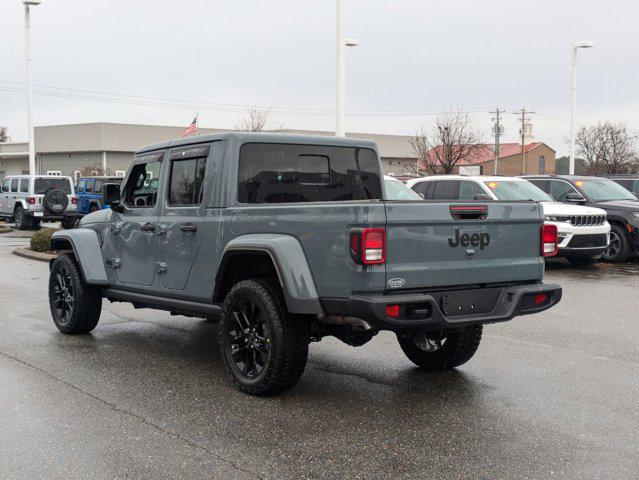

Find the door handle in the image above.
[
  {"left": 179, "top": 223, "right": 197, "bottom": 233},
  {"left": 140, "top": 223, "right": 156, "bottom": 232}
]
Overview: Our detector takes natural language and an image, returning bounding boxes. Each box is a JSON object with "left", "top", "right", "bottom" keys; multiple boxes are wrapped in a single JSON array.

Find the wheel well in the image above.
[
  {"left": 214, "top": 251, "right": 280, "bottom": 303},
  {"left": 14, "top": 202, "right": 23, "bottom": 212},
  {"left": 608, "top": 219, "right": 629, "bottom": 234},
  {"left": 49, "top": 238, "right": 74, "bottom": 254}
]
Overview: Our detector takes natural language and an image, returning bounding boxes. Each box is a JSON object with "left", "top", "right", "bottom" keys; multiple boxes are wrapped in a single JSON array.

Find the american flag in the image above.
[{"left": 182, "top": 116, "right": 198, "bottom": 137}]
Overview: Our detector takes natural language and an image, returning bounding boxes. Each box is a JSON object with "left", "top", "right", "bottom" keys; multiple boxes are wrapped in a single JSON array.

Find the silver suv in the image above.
[{"left": 0, "top": 175, "right": 78, "bottom": 230}]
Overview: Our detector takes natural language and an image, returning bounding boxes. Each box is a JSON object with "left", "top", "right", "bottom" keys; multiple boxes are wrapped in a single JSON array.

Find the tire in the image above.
[
  {"left": 567, "top": 256, "right": 599, "bottom": 267},
  {"left": 603, "top": 224, "right": 631, "bottom": 263},
  {"left": 49, "top": 253, "right": 102, "bottom": 334},
  {"left": 219, "top": 279, "right": 309, "bottom": 396},
  {"left": 397, "top": 325, "right": 483, "bottom": 371},
  {"left": 43, "top": 189, "right": 69, "bottom": 214},
  {"left": 30, "top": 219, "right": 42, "bottom": 229},
  {"left": 61, "top": 218, "right": 76, "bottom": 229},
  {"left": 89, "top": 205, "right": 99, "bottom": 213},
  {"left": 14, "top": 206, "right": 28, "bottom": 230}
]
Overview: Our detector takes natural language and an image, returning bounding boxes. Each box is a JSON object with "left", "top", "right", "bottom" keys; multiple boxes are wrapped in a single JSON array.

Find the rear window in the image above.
[
  {"left": 238, "top": 143, "right": 382, "bottom": 203},
  {"left": 34, "top": 178, "right": 72, "bottom": 195}
]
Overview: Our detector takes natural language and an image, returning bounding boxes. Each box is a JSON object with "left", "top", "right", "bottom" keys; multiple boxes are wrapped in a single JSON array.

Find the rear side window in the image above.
[
  {"left": 34, "top": 178, "right": 72, "bottom": 195},
  {"left": 432, "top": 180, "right": 460, "bottom": 200},
  {"left": 411, "top": 181, "right": 432, "bottom": 197},
  {"left": 10, "top": 179, "right": 18, "bottom": 193},
  {"left": 94, "top": 180, "right": 104, "bottom": 193},
  {"left": 459, "top": 181, "right": 486, "bottom": 200},
  {"left": 85, "top": 179, "right": 94, "bottom": 193},
  {"left": 169, "top": 157, "right": 207, "bottom": 205},
  {"left": 238, "top": 143, "right": 382, "bottom": 203},
  {"left": 19, "top": 179, "right": 29, "bottom": 193}
]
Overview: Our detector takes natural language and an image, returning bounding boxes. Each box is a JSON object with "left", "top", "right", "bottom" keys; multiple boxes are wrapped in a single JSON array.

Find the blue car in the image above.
[{"left": 75, "top": 176, "right": 124, "bottom": 214}]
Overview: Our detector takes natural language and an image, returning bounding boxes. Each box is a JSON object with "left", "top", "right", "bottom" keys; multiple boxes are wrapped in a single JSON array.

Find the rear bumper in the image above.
[
  {"left": 321, "top": 283, "right": 562, "bottom": 332},
  {"left": 24, "top": 210, "right": 80, "bottom": 222}
]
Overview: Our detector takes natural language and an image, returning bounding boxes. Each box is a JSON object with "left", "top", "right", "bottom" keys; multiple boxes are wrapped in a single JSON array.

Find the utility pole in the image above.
[
  {"left": 514, "top": 107, "right": 534, "bottom": 174},
  {"left": 490, "top": 108, "right": 505, "bottom": 175},
  {"left": 24, "top": 0, "right": 43, "bottom": 178}
]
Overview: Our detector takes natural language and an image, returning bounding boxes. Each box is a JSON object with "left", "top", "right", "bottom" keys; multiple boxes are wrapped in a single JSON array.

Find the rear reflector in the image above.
[
  {"left": 541, "top": 224, "right": 558, "bottom": 257},
  {"left": 385, "top": 305, "right": 400, "bottom": 318},
  {"left": 71, "top": 196, "right": 77, "bottom": 205},
  {"left": 534, "top": 293, "right": 548, "bottom": 305}
]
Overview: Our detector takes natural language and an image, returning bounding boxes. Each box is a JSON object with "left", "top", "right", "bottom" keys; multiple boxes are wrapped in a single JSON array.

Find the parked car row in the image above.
[
  {"left": 0, "top": 174, "right": 126, "bottom": 230},
  {"left": 400, "top": 173, "right": 639, "bottom": 264}
]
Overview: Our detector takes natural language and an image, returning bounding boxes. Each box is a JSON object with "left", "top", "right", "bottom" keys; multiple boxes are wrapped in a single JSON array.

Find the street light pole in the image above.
[
  {"left": 569, "top": 40, "right": 595, "bottom": 175},
  {"left": 335, "top": 0, "right": 358, "bottom": 137},
  {"left": 23, "top": 0, "right": 42, "bottom": 178}
]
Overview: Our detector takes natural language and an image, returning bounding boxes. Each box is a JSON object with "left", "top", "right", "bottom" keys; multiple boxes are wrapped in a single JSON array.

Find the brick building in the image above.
[{"left": 419, "top": 142, "right": 556, "bottom": 176}]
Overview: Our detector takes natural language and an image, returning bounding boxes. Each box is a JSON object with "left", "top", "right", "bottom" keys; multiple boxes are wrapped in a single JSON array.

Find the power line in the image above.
[{"left": 0, "top": 80, "right": 496, "bottom": 118}]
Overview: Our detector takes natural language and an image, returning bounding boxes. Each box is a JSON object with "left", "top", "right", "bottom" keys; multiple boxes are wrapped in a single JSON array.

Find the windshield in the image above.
[
  {"left": 384, "top": 178, "right": 423, "bottom": 200},
  {"left": 34, "top": 178, "right": 72, "bottom": 195},
  {"left": 484, "top": 180, "right": 552, "bottom": 201},
  {"left": 574, "top": 179, "right": 638, "bottom": 202}
]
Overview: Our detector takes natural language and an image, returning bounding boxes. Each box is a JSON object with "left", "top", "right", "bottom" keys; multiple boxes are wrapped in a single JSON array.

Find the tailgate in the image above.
[{"left": 384, "top": 201, "right": 544, "bottom": 290}]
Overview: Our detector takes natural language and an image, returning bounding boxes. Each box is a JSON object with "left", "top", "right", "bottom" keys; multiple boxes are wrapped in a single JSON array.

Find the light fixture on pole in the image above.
[
  {"left": 569, "top": 40, "right": 595, "bottom": 175},
  {"left": 336, "top": 0, "right": 359, "bottom": 137},
  {"left": 23, "top": 0, "right": 42, "bottom": 179}
]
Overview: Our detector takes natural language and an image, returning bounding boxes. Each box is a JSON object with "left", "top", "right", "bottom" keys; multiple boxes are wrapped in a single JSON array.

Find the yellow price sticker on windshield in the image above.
[
  {"left": 574, "top": 181, "right": 584, "bottom": 188},
  {"left": 487, "top": 182, "right": 498, "bottom": 190}
]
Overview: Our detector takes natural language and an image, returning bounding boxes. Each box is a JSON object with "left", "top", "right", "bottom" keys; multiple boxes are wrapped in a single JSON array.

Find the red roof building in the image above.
[{"left": 418, "top": 142, "right": 556, "bottom": 176}]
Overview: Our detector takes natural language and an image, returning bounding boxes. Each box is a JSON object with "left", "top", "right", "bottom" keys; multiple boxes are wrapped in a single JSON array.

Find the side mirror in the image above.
[
  {"left": 474, "top": 194, "right": 493, "bottom": 201},
  {"left": 565, "top": 192, "right": 586, "bottom": 204},
  {"left": 103, "top": 183, "right": 123, "bottom": 212}
]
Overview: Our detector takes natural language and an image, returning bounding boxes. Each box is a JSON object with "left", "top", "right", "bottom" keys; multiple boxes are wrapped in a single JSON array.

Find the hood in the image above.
[
  {"left": 589, "top": 200, "right": 639, "bottom": 212},
  {"left": 540, "top": 202, "right": 606, "bottom": 217},
  {"left": 78, "top": 208, "right": 112, "bottom": 226}
]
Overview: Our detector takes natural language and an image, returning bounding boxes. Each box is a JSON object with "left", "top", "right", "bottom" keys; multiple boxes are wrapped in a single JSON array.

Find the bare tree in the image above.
[
  {"left": 0, "top": 126, "right": 10, "bottom": 143},
  {"left": 80, "top": 163, "right": 114, "bottom": 176},
  {"left": 409, "top": 111, "right": 484, "bottom": 174},
  {"left": 401, "top": 162, "right": 423, "bottom": 176},
  {"left": 236, "top": 107, "right": 283, "bottom": 132},
  {"left": 575, "top": 121, "right": 639, "bottom": 174}
]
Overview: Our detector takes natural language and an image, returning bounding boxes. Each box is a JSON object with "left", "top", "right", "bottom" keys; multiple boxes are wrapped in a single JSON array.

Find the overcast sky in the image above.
[{"left": 2, "top": 0, "right": 638, "bottom": 155}]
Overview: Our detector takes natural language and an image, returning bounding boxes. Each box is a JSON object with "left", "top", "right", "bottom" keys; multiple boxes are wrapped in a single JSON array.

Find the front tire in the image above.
[
  {"left": 397, "top": 325, "right": 483, "bottom": 370},
  {"left": 219, "top": 279, "right": 309, "bottom": 396},
  {"left": 49, "top": 253, "right": 102, "bottom": 334},
  {"left": 603, "top": 224, "right": 631, "bottom": 263}
]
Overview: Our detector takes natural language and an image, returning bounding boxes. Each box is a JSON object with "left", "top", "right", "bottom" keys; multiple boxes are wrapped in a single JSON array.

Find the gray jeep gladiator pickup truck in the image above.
[{"left": 48, "top": 133, "right": 562, "bottom": 395}]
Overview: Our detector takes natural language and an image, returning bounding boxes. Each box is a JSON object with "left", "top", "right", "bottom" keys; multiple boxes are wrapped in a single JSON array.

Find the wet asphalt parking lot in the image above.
[{"left": 0, "top": 229, "right": 637, "bottom": 480}]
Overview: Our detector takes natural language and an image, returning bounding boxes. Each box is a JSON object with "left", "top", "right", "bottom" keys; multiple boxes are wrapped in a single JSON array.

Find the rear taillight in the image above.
[
  {"left": 349, "top": 227, "right": 386, "bottom": 265},
  {"left": 26, "top": 196, "right": 35, "bottom": 205},
  {"left": 71, "top": 196, "right": 77, "bottom": 205},
  {"left": 541, "top": 223, "right": 558, "bottom": 257}
]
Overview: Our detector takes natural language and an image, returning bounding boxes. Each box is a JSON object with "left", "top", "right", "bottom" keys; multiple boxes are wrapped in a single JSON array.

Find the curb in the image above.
[{"left": 12, "top": 247, "right": 57, "bottom": 262}]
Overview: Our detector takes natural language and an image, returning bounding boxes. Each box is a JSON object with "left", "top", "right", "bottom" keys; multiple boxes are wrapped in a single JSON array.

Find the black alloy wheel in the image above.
[
  {"left": 52, "top": 265, "right": 74, "bottom": 326},
  {"left": 226, "top": 299, "right": 272, "bottom": 379}
]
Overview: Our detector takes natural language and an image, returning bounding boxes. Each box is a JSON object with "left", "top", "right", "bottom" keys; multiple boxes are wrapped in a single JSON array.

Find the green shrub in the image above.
[{"left": 30, "top": 228, "right": 59, "bottom": 253}]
